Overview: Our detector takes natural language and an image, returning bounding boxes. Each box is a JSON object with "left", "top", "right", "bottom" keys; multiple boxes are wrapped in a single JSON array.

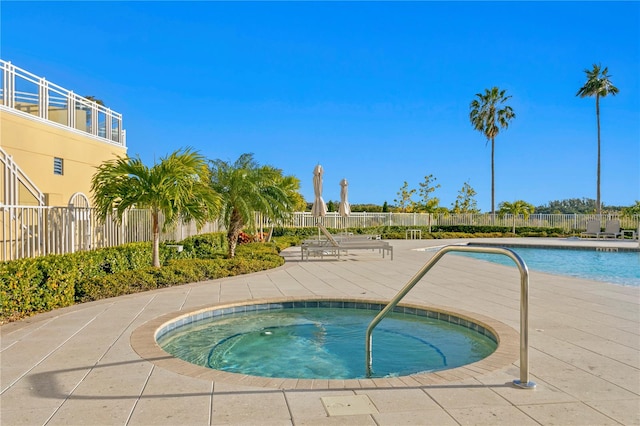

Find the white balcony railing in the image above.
[{"left": 0, "top": 59, "right": 126, "bottom": 147}]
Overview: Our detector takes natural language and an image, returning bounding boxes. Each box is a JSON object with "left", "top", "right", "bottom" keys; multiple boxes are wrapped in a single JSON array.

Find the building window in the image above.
[{"left": 53, "top": 157, "right": 64, "bottom": 175}]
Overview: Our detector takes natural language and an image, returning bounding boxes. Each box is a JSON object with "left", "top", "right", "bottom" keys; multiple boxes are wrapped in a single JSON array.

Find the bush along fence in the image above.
[
  {"left": 0, "top": 233, "right": 287, "bottom": 323},
  {"left": 2, "top": 205, "right": 638, "bottom": 262}
]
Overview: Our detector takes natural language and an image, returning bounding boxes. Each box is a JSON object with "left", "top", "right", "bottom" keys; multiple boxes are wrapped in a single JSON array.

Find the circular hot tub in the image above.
[{"left": 131, "top": 297, "right": 519, "bottom": 387}]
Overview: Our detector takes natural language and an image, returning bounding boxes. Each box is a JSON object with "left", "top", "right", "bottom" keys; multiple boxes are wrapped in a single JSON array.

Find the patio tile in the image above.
[
  {"left": 128, "top": 366, "right": 213, "bottom": 425},
  {"left": 355, "top": 388, "right": 440, "bottom": 412},
  {"left": 286, "top": 390, "right": 354, "bottom": 420},
  {"left": 519, "top": 401, "right": 622, "bottom": 425},
  {"left": 447, "top": 405, "right": 540, "bottom": 425},
  {"left": 296, "top": 414, "right": 376, "bottom": 425},
  {"left": 0, "top": 407, "right": 62, "bottom": 425},
  {"left": 45, "top": 399, "right": 137, "bottom": 426},
  {"left": 585, "top": 398, "right": 640, "bottom": 425},
  {"left": 210, "top": 387, "right": 290, "bottom": 425},
  {"left": 425, "top": 384, "right": 513, "bottom": 409},
  {"left": 373, "top": 409, "right": 458, "bottom": 425},
  {"left": 321, "top": 394, "right": 378, "bottom": 416}
]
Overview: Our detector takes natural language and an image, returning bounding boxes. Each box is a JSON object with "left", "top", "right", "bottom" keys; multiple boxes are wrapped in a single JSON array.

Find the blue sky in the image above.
[{"left": 2, "top": 1, "right": 638, "bottom": 210}]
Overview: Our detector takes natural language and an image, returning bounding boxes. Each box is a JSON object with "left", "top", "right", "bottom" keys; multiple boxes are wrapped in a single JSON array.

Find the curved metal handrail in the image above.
[{"left": 365, "top": 245, "right": 536, "bottom": 389}]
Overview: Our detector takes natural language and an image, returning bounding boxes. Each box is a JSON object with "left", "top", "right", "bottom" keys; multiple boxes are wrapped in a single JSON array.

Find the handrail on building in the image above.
[
  {"left": 365, "top": 244, "right": 536, "bottom": 389},
  {"left": 0, "top": 59, "right": 126, "bottom": 147},
  {"left": 1, "top": 147, "right": 45, "bottom": 206}
]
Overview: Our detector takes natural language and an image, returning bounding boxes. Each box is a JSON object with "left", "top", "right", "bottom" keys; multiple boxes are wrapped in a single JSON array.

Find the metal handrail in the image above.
[{"left": 365, "top": 245, "right": 536, "bottom": 389}]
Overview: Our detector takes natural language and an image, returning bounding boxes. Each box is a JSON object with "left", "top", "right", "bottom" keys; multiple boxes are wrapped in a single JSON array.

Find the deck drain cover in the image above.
[{"left": 321, "top": 395, "right": 378, "bottom": 416}]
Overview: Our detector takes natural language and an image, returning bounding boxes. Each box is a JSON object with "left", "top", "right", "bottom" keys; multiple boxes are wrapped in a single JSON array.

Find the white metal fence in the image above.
[
  {"left": 1, "top": 205, "right": 220, "bottom": 262},
  {"left": 283, "top": 212, "right": 640, "bottom": 232},
  {"left": 2, "top": 207, "right": 638, "bottom": 262}
]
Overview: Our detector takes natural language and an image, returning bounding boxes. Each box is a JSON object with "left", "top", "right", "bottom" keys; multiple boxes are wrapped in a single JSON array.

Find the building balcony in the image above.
[{"left": 1, "top": 59, "right": 126, "bottom": 147}]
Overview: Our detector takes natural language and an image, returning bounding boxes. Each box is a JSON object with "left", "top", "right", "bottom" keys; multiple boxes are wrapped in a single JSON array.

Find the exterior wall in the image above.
[{"left": 1, "top": 108, "right": 127, "bottom": 206}]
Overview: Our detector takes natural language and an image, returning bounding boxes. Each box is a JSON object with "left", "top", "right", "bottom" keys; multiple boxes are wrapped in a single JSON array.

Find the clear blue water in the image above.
[
  {"left": 157, "top": 307, "right": 497, "bottom": 379},
  {"left": 456, "top": 246, "right": 640, "bottom": 287}
]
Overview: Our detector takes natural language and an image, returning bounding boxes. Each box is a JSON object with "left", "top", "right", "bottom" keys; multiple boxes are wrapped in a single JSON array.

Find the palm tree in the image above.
[
  {"left": 576, "top": 64, "right": 619, "bottom": 215},
  {"left": 208, "top": 153, "right": 300, "bottom": 258},
  {"left": 91, "top": 148, "right": 220, "bottom": 267},
  {"left": 469, "top": 87, "right": 516, "bottom": 216},
  {"left": 498, "top": 200, "right": 535, "bottom": 233}
]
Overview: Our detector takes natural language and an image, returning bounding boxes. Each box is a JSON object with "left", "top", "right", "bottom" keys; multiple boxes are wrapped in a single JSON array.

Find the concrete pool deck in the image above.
[{"left": 1, "top": 238, "right": 639, "bottom": 425}]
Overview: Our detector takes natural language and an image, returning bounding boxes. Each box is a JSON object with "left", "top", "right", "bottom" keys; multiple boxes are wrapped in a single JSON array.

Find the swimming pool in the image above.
[
  {"left": 155, "top": 300, "right": 498, "bottom": 379},
  {"left": 458, "top": 244, "right": 640, "bottom": 287}
]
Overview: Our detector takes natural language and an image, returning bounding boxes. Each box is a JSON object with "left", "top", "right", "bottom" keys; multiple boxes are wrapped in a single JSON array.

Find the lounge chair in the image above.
[
  {"left": 301, "top": 223, "right": 393, "bottom": 260},
  {"left": 580, "top": 220, "right": 601, "bottom": 238},
  {"left": 599, "top": 220, "right": 622, "bottom": 239}
]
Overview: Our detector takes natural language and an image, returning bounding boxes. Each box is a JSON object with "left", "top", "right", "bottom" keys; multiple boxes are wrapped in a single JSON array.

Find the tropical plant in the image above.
[
  {"left": 535, "top": 198, "right": 597, "bottom": 214},
  {"left": 394, "top": 181, "right": 416, "bottom": 212},
  {"left": 416, "top": 174, "right": 440, "bottom": 211},
  {"left": 576, "top": 64, "right": 619, "bottom": 215},
  {"left": 451, "top": 180, "right": 479, "bottom": 214},
  {"left": 289, "top": 192, "right": 308, "bottom": 212},
  {"left": 84, "top": 95, "right": 105, "bottom": 106},
  {"left": 498, "top": 200, "right": 535, "bottom": 233},
  {"left": 91, "top": 148, "right": 220, "bottom": 267},
  {"left": 416, "top": 174, "right": 443, "bottom": 232},
  {"left": 469, "top": 87, "right": 516, "bottom": 215},
  {"left": 350, "top": 203, "right": 385, "bottom": 213},
  {"left": 208, "top": 153, "right": 300, "bottom": 258},
  {"left": 621, "top": 201, "right": 640, "bottom": 217}
]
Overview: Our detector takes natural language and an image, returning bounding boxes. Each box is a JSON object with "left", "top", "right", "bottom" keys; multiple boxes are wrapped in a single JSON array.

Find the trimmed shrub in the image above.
[
  {"left": 75, "top": 247, "right": 284, "bottom": 304},
  {"left": 179, "top": 233, "right": 226, "bottom": 259},
  {"left": 0, "top": 254, "right": 78, "bottom": 320},
  {"left": 271, "top": 236, "right": 301, "bottom": 251}
]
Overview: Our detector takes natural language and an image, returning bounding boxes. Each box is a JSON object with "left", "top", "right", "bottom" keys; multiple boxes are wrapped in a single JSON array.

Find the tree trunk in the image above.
[
  {"left": 491, "top": 137, "right": 496, "bottom": 218},
  {"left": 227, "top": 209, "right": 243, "bottom": 258},
  {"left": 152, "top": 211, "right": 161, "bottom": 268},
  {"left": 596, "top": 95, "right": 601, "bottom": 215}
]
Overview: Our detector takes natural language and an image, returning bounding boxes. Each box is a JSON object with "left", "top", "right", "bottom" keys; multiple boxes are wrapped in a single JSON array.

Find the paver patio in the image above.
[{"left": 1, "top": 238, "right": 639, "bottom": 425}]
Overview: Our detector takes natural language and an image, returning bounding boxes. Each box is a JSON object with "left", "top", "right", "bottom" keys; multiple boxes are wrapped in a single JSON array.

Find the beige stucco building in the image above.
[{"left": 1, "top": 60, "right": 127, "bottom": 207}]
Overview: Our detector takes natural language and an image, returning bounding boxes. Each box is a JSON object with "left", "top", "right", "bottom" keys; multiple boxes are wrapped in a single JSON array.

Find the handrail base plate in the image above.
[{"left": 513, "top": 380, "right": 537, "bottom": 390}]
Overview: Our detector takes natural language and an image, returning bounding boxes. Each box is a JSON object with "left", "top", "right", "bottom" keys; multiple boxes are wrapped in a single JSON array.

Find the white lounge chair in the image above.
[
  {"left": 600, "top": 220, "right": 622, "bottom": 239},
  {"left": 301, "top": 223, "right": 393, "bottom": 260},
  {"left": 580, "top": 220, "right": 601, "bottom": 238}
]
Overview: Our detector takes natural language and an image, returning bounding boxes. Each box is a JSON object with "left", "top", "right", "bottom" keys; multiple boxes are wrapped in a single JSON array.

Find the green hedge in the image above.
[
  {"left": 0, "top": 255, "right": 78, "bottom": 318},
  {"left": 0, "top": 236, "right": 283, "bottom": 323},
  {"left": 177, "top": 232, "right": 227, "bottom": 259},
  {"left": 272, "top": 225, "right": 567, "bottom": 240}
]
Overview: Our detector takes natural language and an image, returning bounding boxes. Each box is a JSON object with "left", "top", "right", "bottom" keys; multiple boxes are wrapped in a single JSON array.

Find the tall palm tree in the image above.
[
  {"left": 498, "top": 200, "right": 535, "bottom": 233},
  {"left": 91, "top": 148, "right": 220, "bottom": 267},
  {"left": 469, "top": 87, "right": 516, "bottom": 215},
  {"left": 208, "top": 153, "right": 300, "bottom": 258},
  {"left": 576, "top": 64, "right": 619, "bottom": 215}
]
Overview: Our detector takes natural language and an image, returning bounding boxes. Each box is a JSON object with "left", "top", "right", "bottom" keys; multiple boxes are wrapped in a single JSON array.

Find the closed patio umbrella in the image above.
[
  {"left": 338, "top": 178, "right": 350, "bottom": 217},
  {"left": 311, "top": 164, "right": 327, "bottom": 220}
]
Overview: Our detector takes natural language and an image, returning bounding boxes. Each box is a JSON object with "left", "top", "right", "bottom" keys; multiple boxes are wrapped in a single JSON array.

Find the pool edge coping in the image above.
[{"left": 130, "top": 296, "right": 520, "bottom": 390}]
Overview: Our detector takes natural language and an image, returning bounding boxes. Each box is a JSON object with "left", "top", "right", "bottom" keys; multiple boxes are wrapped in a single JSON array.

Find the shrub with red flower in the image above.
[{"left": 237, "top": 232, "right": 254, "bottom": 245}]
